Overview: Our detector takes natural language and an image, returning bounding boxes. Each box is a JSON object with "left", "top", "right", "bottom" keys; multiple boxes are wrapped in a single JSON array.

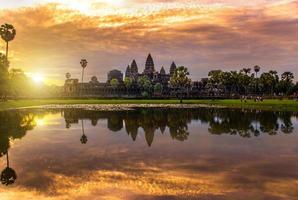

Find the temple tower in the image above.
[
  {"left": 143, "top": 53, "right": 155, "bottom": 75},
  {"left": 125, "top": 65, "right": 131, "bottom": 78},
  {"left": 160, "top": 66, "right": 166, "bottom": 75},
  {"left": 131, "top": 59, "right": 138, "bottom": 74},
  {"left": 170, "top": 61, "right": 177, "bottom": 76}
]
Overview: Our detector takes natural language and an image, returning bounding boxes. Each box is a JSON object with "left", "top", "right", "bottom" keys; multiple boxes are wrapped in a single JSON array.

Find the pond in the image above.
[{"left": 0, "top": 108, "right": 298, "bottom": 199}]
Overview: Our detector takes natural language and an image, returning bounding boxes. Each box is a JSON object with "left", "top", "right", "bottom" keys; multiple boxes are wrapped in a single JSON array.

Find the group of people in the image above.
[{"left": 240, "top": 96, "right": 263, "bottom": 102}]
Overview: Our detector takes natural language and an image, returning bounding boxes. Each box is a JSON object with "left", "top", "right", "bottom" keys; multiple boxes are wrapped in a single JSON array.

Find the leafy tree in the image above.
[
  {"left": 208, "top": 70, "right": 222, "bottom": 86},
  {"left": 124, "top": 77, "right": 133, "bottom": 88},
  {"left": 281, "top": 71, "right": 294, "bottom": 82},
  {"left": 241, "top": 68, "right": 251, "bottom": 75},
  {"left": 239, "top": 70, "right": 252, "bottom": 95},
  {"left": 110, "top": 78, "right": 119, "bottom": 95},
  {"left": 0, "top": 23, "right": 16, "bottom": 60},
  {"left": 9, "top": 69, "right": 30, "bottom": 98},
  {"left": 170, "top": 66, "right": 191, "bottom": 103},
  {"left": 0, "top": 53, "right": 9, "bottom": 100},
  {"left": 154, "top": 83, "right": 163, "bottom": 95},
  {"left": 259, "top": 71, "right": 278, "bottom": 95},
  {"left": 138, "top": 75, "right": 152, "bottom": 94},
  {"left": 90, "top": 76, "right": 99, "bottom": 84},
  {"left": 278, "top": 72, "right": 294, "bottom": 95},
  {"left": 110, "top": 78, "right": 119, "bottom": 88},
  {"left": 207, "top": 70, "right": 222, "bottom": 95}
]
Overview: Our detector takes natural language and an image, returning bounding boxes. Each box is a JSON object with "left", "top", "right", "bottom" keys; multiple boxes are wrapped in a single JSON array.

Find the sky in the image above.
[{"left": 0, "top": 0, "right": 297, "bottom": 85}]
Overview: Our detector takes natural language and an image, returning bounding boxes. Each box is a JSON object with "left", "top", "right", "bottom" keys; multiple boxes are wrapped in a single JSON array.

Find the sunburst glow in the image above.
[{"left": 31, "top": 73, "right": 44, "bottom": 84}]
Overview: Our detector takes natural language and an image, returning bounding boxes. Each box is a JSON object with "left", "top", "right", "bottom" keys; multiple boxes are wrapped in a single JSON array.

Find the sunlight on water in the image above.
[{"left": 0, "top": 108, "right": 297, "bottom": 199}]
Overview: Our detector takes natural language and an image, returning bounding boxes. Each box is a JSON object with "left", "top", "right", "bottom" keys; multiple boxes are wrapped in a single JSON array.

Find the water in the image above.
[{"left": 0, "top": 108, "right": 298, "bottom": 200}]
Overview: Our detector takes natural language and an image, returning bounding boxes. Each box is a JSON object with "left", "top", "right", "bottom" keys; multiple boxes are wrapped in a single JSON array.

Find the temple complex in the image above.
[
  {"left": 64, "top": 53, "right": 186, "bottom": 97},
  {"left": 125, "top": 53, "right": 175, "bottom": 86}
]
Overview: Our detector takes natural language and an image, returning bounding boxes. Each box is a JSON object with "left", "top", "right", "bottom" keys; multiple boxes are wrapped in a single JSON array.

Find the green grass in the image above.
[{"left": 0, "top": 99, "right": 298, "bottom": 111}]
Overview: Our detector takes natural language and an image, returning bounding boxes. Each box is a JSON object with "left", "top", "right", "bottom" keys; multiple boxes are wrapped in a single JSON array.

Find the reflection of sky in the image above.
[{"left": 0, "top": 111, "right": 298, "bottom": 199}]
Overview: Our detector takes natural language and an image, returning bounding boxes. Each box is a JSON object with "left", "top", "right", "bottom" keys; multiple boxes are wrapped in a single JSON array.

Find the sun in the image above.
[
  {"left": 107, "top": 0, "right": 125, "bottom": 6},
  {"left": 32, "top": 73, "right": 44, "bottom": 84}
]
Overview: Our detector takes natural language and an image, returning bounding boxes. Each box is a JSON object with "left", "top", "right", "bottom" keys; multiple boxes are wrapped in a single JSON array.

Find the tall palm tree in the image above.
[
  {"left": 254, "top": 65, "right": 261, "bottom": 95},
  {"left": 1, "top": 151, "right": 17, "bottom": 186},
  {"left": 80, "top": 59, "right": 88, "bottom": 96},
  {"left": 0, "top": 24, "right": 16, "bottom": 60},
  {"left": 254, "top": 65, "right": 260, "bottom": 78}
]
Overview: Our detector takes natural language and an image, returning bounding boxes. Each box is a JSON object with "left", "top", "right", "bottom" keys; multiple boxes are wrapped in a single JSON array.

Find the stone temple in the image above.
[
  {"left": 64, "top": 53, "right": 182, "bottom": 96},
  {"left": 125, "top": 53, "right": 177, "bottom": 86}
]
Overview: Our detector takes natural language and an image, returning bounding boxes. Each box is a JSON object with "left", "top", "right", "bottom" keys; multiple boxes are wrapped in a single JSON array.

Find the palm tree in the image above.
[
  {"left": 254, "top": 65, "right": 260, "bottom": 78},
  {"left": 242, "top": 68, "right": 251, "bottom": 75},
  {"left": 254, "top": 65, "right": 261, "bottom": 95},
  {"left": 0, "top": 24, "right": 16, "bottom": 60},
  {"left": 281, "top": 71, "right": 294, "bottom": 82},
  {"left": 80, "top": 59, "right": 88, "bottom": 96},
  {"left": 1, "top": 151, "right": 17, "bottom": 186}
]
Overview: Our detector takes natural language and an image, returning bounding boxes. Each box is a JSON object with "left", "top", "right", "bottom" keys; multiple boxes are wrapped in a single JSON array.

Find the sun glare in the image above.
[
  {"left": 35, "top": 118, "right": 45, "bottom": 126},
  {"left": 32, "top": 73, "right": 44, "bottom": 84}
]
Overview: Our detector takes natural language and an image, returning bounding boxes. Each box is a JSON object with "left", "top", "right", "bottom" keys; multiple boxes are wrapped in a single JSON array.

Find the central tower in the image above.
[{"left": 143, "top": 53, "right": 155, "bottom": 76}]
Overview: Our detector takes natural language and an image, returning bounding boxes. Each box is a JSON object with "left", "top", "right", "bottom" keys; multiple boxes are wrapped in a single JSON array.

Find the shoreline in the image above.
[
  {"left": 37, "top": 103, "right": 226, "bottom": 111},
  {"left": 1, "top": 99, "right": 298, "bottom": 111}
]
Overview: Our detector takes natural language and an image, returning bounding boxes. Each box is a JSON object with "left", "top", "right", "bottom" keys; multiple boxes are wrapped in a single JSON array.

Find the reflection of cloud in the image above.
[
  {"left": 0, "top": 1, "right": 298, "bottom": 84},
  {"left": 1, "top": 108, "right": 298, "bottom": 199},
  {"left": 1, "top": 157, "right": 298, "bottom": 199}
]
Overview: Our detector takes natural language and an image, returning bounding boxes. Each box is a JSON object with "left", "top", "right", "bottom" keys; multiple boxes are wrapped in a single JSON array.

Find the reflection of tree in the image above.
[
  {"left": 1, "top": 150, "right": 17, "bottom": 186},
  {"left": 279, "top": 112, "right": 294, "bottom": 134},
  {"left": 62, "top": 108, "right": 296, "bottom": 146},
  {"left": 107, "top": 113, "right": 123, "bottom": 132},
  {"left": 0, "top": 111, "right": 37, "bottom": 157},
  {"left": 167, "top": 111, "right": 190, "bottom": 141},
  {"left": 259, "top": 111, "right": 279, "bottom": 135},
  {"left": 80, "top": 120, "right": 88, "bottom": 144}
]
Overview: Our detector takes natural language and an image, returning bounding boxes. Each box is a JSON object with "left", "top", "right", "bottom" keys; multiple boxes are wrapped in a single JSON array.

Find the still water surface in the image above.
[{"left": 0, "top": 108, "right": 298, "bottom": 200}]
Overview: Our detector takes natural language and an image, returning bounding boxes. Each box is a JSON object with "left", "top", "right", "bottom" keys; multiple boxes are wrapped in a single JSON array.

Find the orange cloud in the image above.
[{"left": 0, "top": 1, "right": 297, "bottom": 84}]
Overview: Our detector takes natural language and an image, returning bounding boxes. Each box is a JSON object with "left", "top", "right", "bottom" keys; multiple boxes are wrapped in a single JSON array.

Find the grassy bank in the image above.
[{"left": 0, "top": 99, "right": 298, "bottom": 111}]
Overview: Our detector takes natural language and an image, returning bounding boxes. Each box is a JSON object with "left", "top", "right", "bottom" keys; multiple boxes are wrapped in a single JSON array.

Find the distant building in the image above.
[
  {"left": 63, "top": 53, "right": 186, "bottom": 97},
  {"left": 143, "top": 53, "right": 155, "bottom": 76},
  {"left": 107, "top": 69, "right": 123, "bottom": 83},
  {"left": 125, "top": 53, "right": 175, "bottom": 86}
]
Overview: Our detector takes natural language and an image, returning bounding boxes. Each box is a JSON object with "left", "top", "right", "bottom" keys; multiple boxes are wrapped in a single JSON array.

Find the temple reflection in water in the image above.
[
  {"left": 0, "top": 108, "right": 296, "bottom": 156},
  {"left": 0, "top": 108, "right": 297, "bottom": 200},
  {"left": 63, "top": 108, "right": 296, "bottom": 146}
]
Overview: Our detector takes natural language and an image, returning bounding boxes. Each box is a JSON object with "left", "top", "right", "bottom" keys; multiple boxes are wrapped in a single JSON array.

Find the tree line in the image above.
[{"left": 207, "top": 66, "right": 298, "bottom": 96}]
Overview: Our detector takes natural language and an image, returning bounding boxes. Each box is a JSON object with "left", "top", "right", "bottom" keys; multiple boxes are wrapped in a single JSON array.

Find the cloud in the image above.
[{"left": 0, "top": 0, "right": 297, "bottom": 84}]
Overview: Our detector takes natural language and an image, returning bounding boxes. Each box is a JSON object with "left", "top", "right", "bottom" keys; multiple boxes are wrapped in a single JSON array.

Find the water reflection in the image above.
[
  {"left": 0, "top": 108, "right": 297, "bottom": 155},
  {"left": 1, "top": 150, "right": 17, "bottom": 186},
  {"left": 0, "top": 108, "right": 297, "bottom": 199},
  {"left": 62, "top": 108, "right": 296, "bottom": 145}
]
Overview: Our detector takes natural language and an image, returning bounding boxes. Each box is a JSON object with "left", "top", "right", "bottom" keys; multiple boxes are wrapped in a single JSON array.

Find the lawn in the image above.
[{"left": 0, "top": 99, "right": 298, "bottom": 111}]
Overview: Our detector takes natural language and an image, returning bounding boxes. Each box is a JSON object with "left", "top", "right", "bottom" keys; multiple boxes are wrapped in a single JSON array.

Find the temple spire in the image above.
[
  {"left": 144, "top": 53, "right": 155, "bottom": 75},
  {"left": 160, "top": 66, "right": 165, "bottom": 75},
  {"left": 125, "top": 65, "right": 131, "bottom": 78},
  {"left": 170, "top": 61, "right": 177, "bottom": 76},
  {"left": 131, "top": 59, "right": 138, "bottom": 74}
]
